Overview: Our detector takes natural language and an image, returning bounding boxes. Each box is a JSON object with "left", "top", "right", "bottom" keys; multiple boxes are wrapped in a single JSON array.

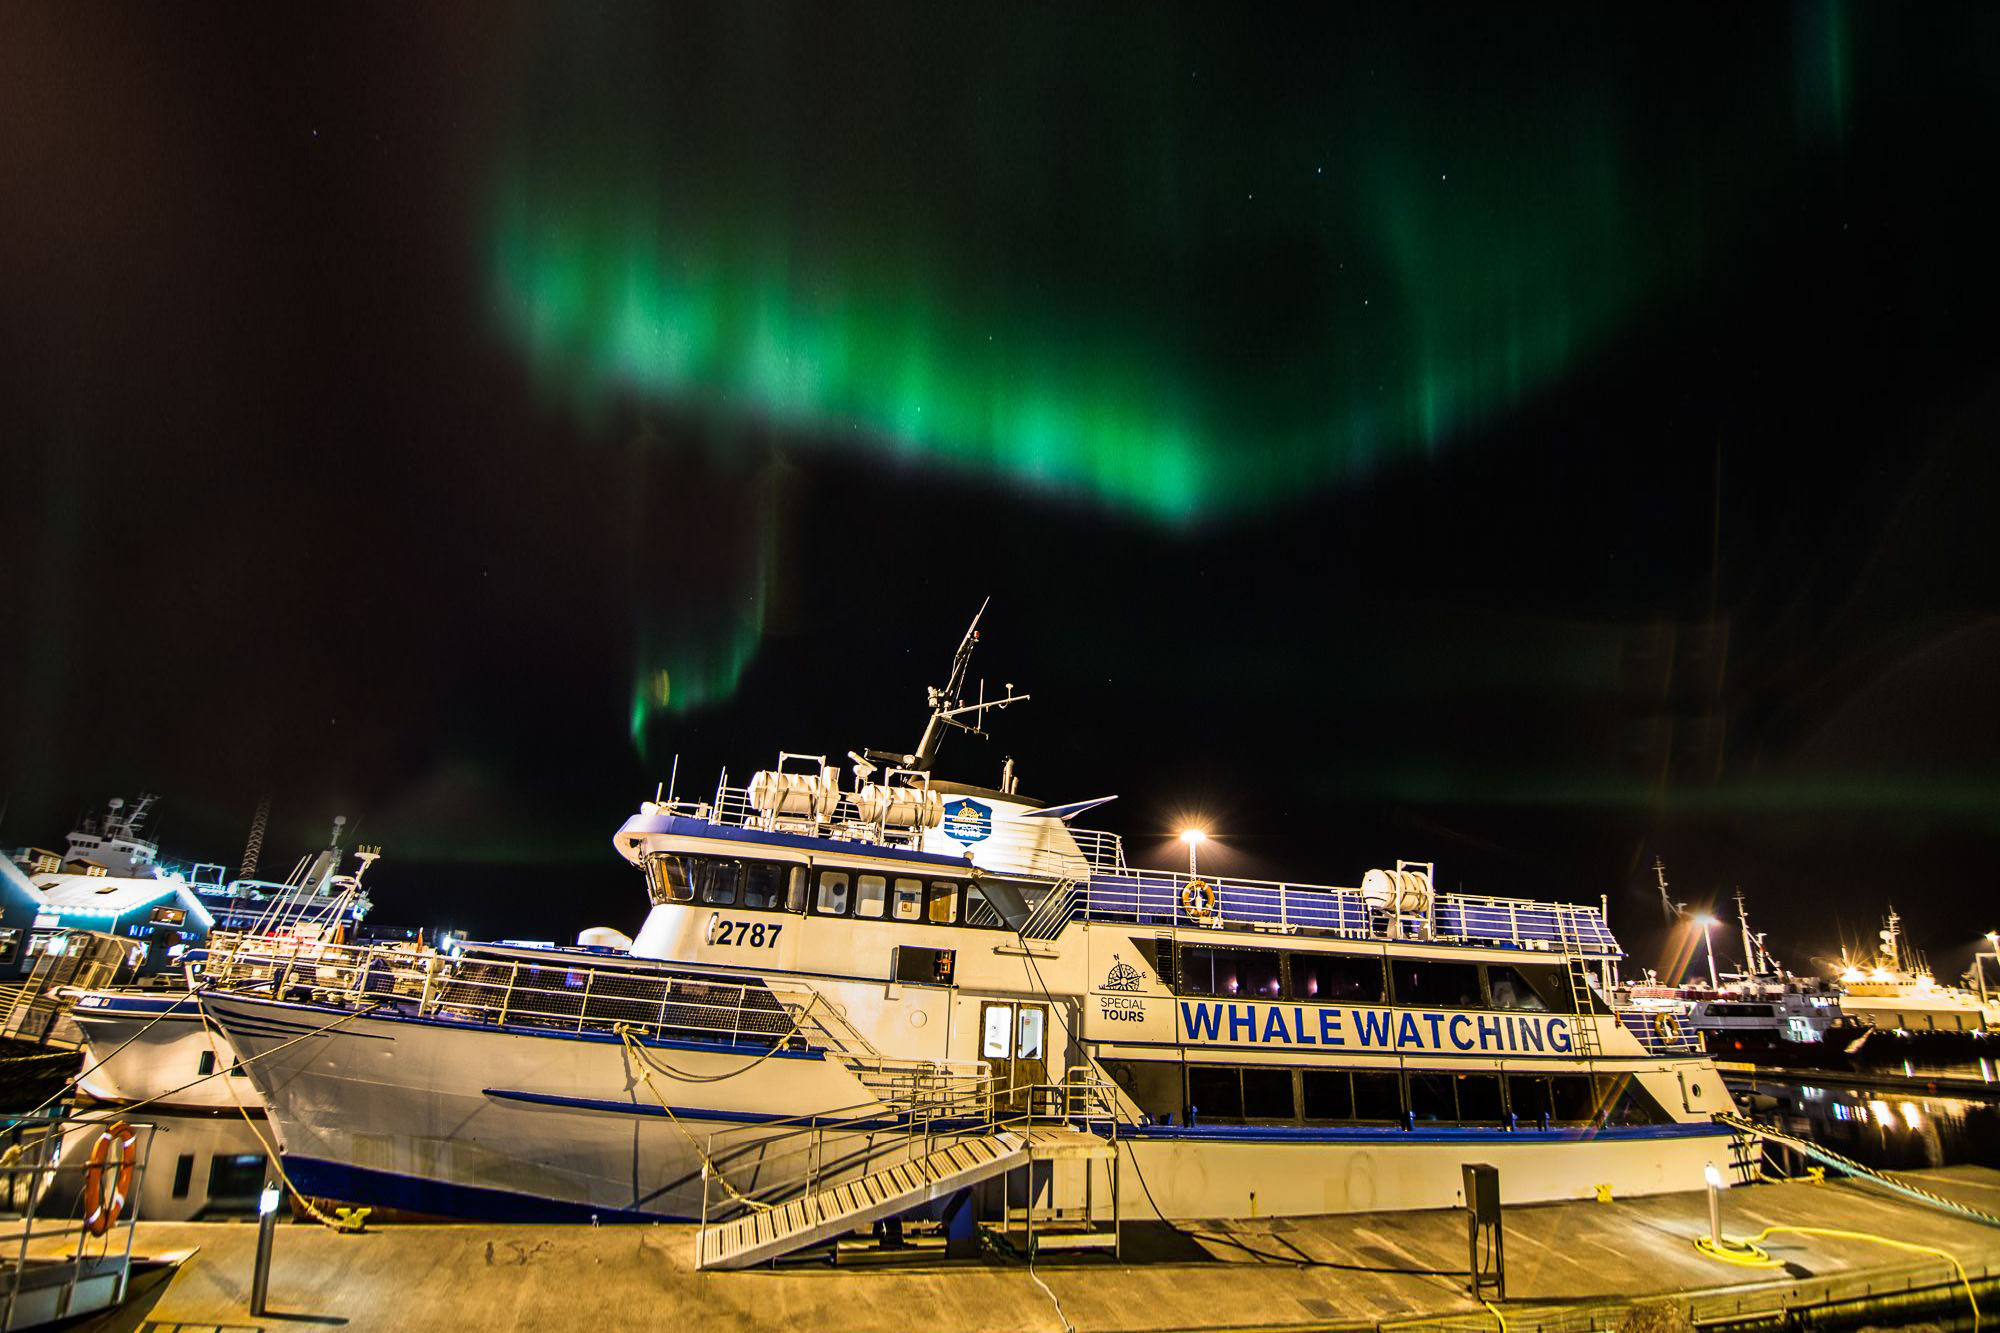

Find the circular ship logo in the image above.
[
  {"left": 1103, "top": 954, "right": 1144, "bottom": 992},
  {"left": 942, "top": 798, "right": 992, "bottom": 844}
]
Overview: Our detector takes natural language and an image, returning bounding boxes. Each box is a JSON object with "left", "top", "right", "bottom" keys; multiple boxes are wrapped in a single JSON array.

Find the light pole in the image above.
[
  {"left": 1693, "top": 913, "right": 1719, "bottom": 990},
  {"left": 1180, "top": 828, "right": 1206, "bottom": 879}
]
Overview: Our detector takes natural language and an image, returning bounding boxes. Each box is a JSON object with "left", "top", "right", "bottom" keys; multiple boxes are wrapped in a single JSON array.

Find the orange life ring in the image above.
[
  {"left": 1181, "top": 879, "right": 1218, "bottom": 924},
  {"left": 83, "top": 1121, "right": 138, "bottom": 1237},
  {"left": 1654, "top": 1012, "right": 1684, "bottom": 1043}
]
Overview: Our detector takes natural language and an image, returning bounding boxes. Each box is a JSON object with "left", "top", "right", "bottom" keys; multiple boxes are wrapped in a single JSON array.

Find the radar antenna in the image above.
[{"left": 907, "top": 600, "right": 1031, "bottom": 772}]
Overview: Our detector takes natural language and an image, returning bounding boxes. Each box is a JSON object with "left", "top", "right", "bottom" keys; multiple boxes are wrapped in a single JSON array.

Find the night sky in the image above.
[{"left": 6, "top": 4, "right": 2000, "bottom": 984}]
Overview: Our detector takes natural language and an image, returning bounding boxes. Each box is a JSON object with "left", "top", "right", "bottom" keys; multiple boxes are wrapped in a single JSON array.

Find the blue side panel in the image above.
[{"left": 283, "top": 1156, "right": 693, "bottom": 1224}]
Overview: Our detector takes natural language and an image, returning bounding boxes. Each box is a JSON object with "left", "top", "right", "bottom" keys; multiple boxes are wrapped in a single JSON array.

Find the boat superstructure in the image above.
[
  {"left": 1834, "top": 908, "right": 1989, "bottom": 1036},
  {"left": 199, "top": 611, "right": 1740, "bottom": 1236},
  {"left": 1685, "top": 890, "right": 1843, "bottom": 1055}
]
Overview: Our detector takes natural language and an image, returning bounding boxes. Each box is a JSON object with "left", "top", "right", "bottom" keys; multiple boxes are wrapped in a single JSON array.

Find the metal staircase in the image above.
[
  {"left": 694, "top": 1069, "right": 1122, "bottom": 1271},
  {"left": 697, "top": 1131, "right": 1029, "bottom": 1270}
]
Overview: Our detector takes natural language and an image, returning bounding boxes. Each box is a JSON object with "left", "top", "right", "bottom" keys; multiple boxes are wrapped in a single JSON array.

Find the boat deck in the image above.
[{"left": 57, "top": 1166, "right": 2000, "bottom": 1331}]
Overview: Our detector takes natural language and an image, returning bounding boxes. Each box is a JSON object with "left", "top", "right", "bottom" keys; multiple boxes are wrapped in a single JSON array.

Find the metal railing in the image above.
[
  {"left": 649, "top": 783, "right": 1130, "bottom": 873},
  {"left": 695, "top": 1063, "right": 1119, "bottom": 1263},
  {"left": 1022, "top": 869, "right": 1624, "bottom": 954},
  {"left": 202, "top": 937, "right": 806, "bottom": 1051},
  {"left": 1, "top": 1112, "right": 153, "bottom": 1331},
  {"left": 1622, "top": 1011, "right": 1706, "bottom": 1055}
]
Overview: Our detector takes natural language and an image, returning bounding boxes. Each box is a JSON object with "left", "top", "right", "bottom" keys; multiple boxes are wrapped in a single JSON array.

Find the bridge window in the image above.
[
  {"left": 892, "top": 877, "right": 925, "bottom": 922},
  {"left": 1387, "top": 959, "right": 1483, "bottom": 1008},
  {"left": 815, "top": 870, "right": 851, "bottom": 916},
  {"left": 1288, "top": 952, "right": 1386, "bottom": 1004},
  {"left": 927, "top": 881, "right": 959, "bottom": 925},
  {"left": 741, "top": 862, "right": 782, "bottom": 910},
  {"left": 696, "top": 860, "right": 741, "bottom": 906},
  {"left": 855, "top": 874, "right": 887, "bottom": 919},
  {"left": 642, "top": 853, "right": 694, "bottom": 904}
]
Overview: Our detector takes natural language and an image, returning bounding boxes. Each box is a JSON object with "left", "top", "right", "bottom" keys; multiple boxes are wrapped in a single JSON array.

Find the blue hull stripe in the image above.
[
  {"left": 282, "top": 1156, "right": 692, "bottom": 1224},
  {"left": 482, "top": 1087, "right": 976, "bottom": 1133},
  {"left": 1127, "top": 1121, "right": 1737, "bottom": 1144}
]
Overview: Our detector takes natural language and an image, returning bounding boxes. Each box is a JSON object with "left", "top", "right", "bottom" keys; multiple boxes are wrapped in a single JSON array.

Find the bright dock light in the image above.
[{"left": 1179, "top": 827, "right": 1207, "bottom": 878}]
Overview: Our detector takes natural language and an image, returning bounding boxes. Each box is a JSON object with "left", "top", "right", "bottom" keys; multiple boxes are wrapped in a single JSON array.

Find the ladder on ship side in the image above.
[{"left": 1557, "top": 912, "right": 1602, "bottom": 1058}]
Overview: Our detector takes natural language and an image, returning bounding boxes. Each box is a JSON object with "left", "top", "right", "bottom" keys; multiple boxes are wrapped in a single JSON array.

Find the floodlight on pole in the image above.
[
  {"left": 1693, "top": 913, "right": 1720, "bottom": 990},
  {"left": 1180, "top": 827, "right": 1207, "bottom": 878}
]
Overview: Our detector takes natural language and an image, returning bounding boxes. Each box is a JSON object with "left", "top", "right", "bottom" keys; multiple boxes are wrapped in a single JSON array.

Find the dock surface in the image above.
[{"left": 54, "top": 1167, "right": 2000, "bottom": 1332}]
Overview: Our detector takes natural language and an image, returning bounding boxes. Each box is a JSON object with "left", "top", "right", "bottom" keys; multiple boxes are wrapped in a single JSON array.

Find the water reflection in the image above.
[{"left": 1727, "top": 1074, "right": 2000, "bottom": 1171}]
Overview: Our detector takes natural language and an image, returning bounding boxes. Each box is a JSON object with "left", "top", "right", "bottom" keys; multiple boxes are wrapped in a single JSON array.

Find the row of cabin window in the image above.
[
  {"left": 1101, "top": 1059, "right": 1667, "bottom": 1128},
  {"left": 642, "top": 853, "right": 1009, "bottom": 929},
  {"left": 1175, "top": 945, "right": 1591, "bottom": 1013}
]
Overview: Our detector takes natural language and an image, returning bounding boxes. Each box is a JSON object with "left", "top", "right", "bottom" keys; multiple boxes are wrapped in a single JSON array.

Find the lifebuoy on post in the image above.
[
  {"left": 1654, "top": 1012, "right": 1684, "bottom": 1045},
  {"left": 83, "top": 1120, "right": 138, "bottom": 1237},
  {"left": 1180, "top": 879, "right": 1218, "bottom": 926}
]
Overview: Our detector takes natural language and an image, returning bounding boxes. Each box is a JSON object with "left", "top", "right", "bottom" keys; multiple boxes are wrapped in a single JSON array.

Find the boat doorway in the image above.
[{"left": 980, "top": 1000, "right": 1049, "bottom": 1113}]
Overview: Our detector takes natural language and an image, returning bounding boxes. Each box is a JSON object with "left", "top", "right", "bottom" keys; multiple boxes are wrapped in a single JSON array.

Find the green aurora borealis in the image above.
[{"left": 482, "top": 5, "right": 1855, "bottom": 739}]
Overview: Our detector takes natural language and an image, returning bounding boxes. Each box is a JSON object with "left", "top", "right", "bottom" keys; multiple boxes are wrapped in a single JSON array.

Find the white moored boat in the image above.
[
  {"left": 199, "top": 611, "right": 1740, "bottom": 1234},
  {"left": 66, "top": 836, "right": 379, "bottom": 1111}
]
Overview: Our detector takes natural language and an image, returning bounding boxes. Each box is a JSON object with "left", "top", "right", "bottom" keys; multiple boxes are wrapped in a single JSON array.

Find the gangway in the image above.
[
  {"left": 695, "top": 1071, "right": 1121, "bottom": 1271},
  {"left": 697, "top": 1131, "right": 1029, "bottom": 1270}
]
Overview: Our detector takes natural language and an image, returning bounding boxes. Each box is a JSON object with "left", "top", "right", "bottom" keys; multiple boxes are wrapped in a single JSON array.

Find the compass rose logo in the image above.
[{"left": 1103, "top": 954, "right": 1143, "bottom": 992}]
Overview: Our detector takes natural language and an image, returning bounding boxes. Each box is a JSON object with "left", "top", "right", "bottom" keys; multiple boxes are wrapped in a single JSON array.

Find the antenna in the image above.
[
  {"left": 1734, "top": 887, "right": 1755, "bottom": 976},
  {"left": 1652, "top": 857, "right": 1685, "bottom": 923},
  {"left": 910, "top": 600, "right": 1031, "bottom": 771}
]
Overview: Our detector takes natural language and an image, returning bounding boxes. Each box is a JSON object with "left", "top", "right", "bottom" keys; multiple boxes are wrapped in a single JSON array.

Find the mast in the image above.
[
  {"left": 1735, "top": 887, "right": 1756, "bottom": 977},
  {"left": 906, "top": 600, "right": 1030, "bottom": 773}
]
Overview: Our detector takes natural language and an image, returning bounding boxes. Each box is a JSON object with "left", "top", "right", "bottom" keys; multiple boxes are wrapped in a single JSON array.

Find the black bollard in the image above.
[{"left": 250, "top": 1182, "right": 281, "bottom": 1316}]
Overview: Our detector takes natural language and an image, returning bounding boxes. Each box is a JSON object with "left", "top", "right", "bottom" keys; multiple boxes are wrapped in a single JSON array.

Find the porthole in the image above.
[{"left": 1689, "top": 1082, "right": 1702, "bottom": 1099}]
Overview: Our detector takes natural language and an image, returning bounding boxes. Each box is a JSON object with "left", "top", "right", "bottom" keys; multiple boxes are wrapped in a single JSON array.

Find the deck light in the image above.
[
  {"left": 1692, "top": 914, "right": 1719, "bottom": 990},
  {"left": 1179, "top": 827, "right": 1207, "bottom": 877}
]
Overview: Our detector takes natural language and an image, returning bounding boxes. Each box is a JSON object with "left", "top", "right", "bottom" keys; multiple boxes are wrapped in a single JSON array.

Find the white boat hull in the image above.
[
  {"left": 206, "top": 991, "right": 1739, "bottom": 1223},
  {"left": 70, "top": 993, "right": 258, "bottom": 1111}
]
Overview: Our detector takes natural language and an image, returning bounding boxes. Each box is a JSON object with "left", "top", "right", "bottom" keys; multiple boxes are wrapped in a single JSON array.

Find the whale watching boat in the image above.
[{"left": 197, "top": 611, "right": 1740, "bottom": 1245}]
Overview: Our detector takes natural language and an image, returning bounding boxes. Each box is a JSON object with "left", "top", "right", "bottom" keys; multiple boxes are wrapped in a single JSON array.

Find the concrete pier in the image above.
[{"left": 53, "top": 1167, "right": 2000, "bottom": 1332}]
